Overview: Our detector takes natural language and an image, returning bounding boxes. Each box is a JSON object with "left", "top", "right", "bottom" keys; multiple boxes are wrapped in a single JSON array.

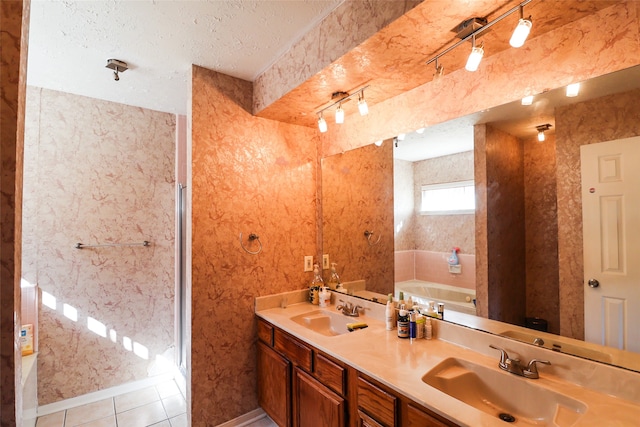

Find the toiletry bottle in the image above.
[
  {"left": 409, "top": 311, "right": 417, "bottom": 339},
  {"left": 319, "top": 286, "right": 331, "bottom": 308},
  {"left": 437, "top": 302, "right": 445, "bottom": 319},
  {"left": 398, "top": 291, "right": 405, "bottom": 307},
  {"left": 309, "top": 264, "right": 323, "bottom": 305},
  {"left": 416, "top": 314, "right": 425, "bottom": 339},
  {"left": 385, "top": 293, "right": 396, "bottom": 330},
  {"left": 328, "top": 262, "right": 342, "bottom": 291},
  {"left": 397, "top": 304, "right": 409, "bottom": 338},
  {"left": 425, "top": 317, "right": 433, "bottom": 340}
]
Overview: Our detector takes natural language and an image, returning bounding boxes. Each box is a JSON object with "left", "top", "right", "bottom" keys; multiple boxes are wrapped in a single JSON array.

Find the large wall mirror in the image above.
[{"left": 321, "top": 65, "right": 640, "bottom": 372}]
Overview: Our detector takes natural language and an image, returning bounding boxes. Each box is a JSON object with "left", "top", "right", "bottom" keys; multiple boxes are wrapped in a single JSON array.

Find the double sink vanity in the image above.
[{"left": 256, "top": 290, "right": 640, "bottom": 426}]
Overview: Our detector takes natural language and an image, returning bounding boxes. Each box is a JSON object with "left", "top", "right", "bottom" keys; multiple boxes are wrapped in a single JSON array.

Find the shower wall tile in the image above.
[
  {"left": 1, "top": 0, "right": 29, "bottom": 424},
  {"left": 555, "top": 88, "right": 640, "bottom": 339},
  {"left": 22, "top": 88, "right": 176, "bottom": 405},
  {"left": 322, "top": 140, "right": 394, "bottom": 296},
  {"left": 190, "top": 65, "right": 318, "bottom": 425},
  {"left": 394, "top": 251, "right": 415, "bottom": 283},
  {"left": 414, "top": 251, "right": 476, "bottom": 291}
]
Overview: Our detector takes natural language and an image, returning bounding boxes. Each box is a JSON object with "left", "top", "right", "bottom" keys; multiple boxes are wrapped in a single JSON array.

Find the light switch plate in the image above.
[
  {"left": 304, "top": 256, "right": 313, "bottom": 272},
  {"left": 322, "top": 254, "right": 330, "bottom": 270}
]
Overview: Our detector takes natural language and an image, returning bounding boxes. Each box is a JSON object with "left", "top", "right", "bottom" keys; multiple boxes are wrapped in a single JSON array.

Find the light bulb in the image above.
[
  {"left": 510, "top": 18, "right": 532, "bottom": 48},
  {"left": 318, "top": 116, "right": 327, "bottom": 133},
  {"left": 397, "top": 133, "right": 406, "bottom": 141},
  {"left": 537, "top": 130, "right": 545, "bottom": 142},
  {"left": 465, "top": 46, "right": 484, "bottom": 72},
  {"left": 335, "top": 105, "right": 344, "bottom": 124},
  {"left": 521, "top": 95, "right": 534, "bottom": 105},
  {"left": 416, "top": 128, "right": 426, "bottom": 134},
  {"left": 358, "top": 98, "right": 369, "bottom": 116},
  {"left": 566, "top": 83, "right": 580, "bottom": 97},
  {"left": 374, "top": 140, "right": 383, "bottom": 147}
]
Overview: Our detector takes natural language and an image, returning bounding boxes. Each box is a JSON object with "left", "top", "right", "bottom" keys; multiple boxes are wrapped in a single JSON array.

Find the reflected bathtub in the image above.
[{"left": 395, "top": 280, "right": 476, "bottom": 315}]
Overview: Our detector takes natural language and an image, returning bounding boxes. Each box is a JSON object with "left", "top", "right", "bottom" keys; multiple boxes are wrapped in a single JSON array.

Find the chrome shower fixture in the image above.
[{"left": 106, "top": 59, "right": 128, "bottom": 81}]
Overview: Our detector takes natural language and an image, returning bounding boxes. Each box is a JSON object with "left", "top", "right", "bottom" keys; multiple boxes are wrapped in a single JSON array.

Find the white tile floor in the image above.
[
  {"left": 35, "top": 380, "right": 187, "bottom": 427},
  {"left": 34, "top": 379, "right": 278, "bottom": 427}
]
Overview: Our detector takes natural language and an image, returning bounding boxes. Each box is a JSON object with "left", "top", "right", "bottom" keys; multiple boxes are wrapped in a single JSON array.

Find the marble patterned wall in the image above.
[
  {"left": 555, "top": 88, "right": 640, "bottom": 339},
  {"left": 1, "top": 0, "right": 29, "bottom": 424},
  {"left": 475, "top": 125, "right": 526, "bottom": 326},
  {"left": 254, "top": 0, "right": 421, "bottom": 114},
  {"left": 322, "top": 140, "right": 394, "bottom": 295},
  {"left": 524, "top": 134, "right": 560, "bottom": 334},
  {"left": 23, "top": 88, "right": 176, "bottom": 405},
  {"left": 413, "top": 152, "right": 475, "bottom": 254},
  {"left": 190, "top": 65, "right": 319, "bottom": 425}
]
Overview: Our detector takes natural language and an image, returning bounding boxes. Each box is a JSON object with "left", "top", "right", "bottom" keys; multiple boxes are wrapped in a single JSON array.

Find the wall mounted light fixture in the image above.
[
  {"left": 566, "top": 82, "right": 580, "bottom": 97},
  {"left": 521, "top": 95, "right": 534, "bottom": 105},
  {"left": 315, "top": 86, "right": 370, "bottom": 132},
  {"left": 106, "top": 58, "right": 128, "bottom": 81},
  {"left": 426, "top": 0, "right": 533, "bottom": 77},
  {"left": 509, "top": 5, "right": 533, "bottom": 48},
  {"left": 536, "top": 123, "right": 552, "bottom": 142}
]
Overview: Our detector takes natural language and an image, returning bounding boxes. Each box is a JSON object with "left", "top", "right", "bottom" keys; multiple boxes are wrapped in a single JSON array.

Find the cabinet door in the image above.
[
  {"left": 258, "top": 341, "right": 291, "bottom": 427},
  {"left": 406, "top": 404, "right": 454, "bottom": 427},
  {"left": 357, "top": 410, "right": 385, "bottom": 427},
  {"left": 294, "top": 367, "right": 345, "bottom": 427}
]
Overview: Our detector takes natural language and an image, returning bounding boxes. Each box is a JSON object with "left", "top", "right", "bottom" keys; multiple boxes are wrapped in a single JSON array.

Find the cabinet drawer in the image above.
[
  {"left": 406, "top": 404, "right": 453, "bottom": 427},
  {"left": 257, "top": 318, "right": 274, "bottom": 346},
  {"left": 358, "top": 410, "right": 385, "bottom": 427},
  {"left": 314, "top": 352, "right": 346, "bottom": 396},
  {"left": 357, "top": 376, "right": 396, "bottom": 427},
  {"left": 274, "top": 328, "right": 313, "bottom": 372}
]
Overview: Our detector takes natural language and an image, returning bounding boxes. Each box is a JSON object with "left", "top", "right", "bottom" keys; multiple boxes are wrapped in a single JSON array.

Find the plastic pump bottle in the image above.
[
  {"left": 328, "top": 262, "right": 343, "bottom": 292},
  {"left": 309, "top": 264, "right": 323, "bottom": 305},
  {"left": 385, "top": 293, "right": 396, "bottom": 330}
]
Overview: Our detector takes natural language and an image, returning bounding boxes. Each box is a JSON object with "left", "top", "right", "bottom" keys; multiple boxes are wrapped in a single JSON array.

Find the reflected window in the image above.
[{"left": 420, "top": 180, "right": 475, "bottom": 215}]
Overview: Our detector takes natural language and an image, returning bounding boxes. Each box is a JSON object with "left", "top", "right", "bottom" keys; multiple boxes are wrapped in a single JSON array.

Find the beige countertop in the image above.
[{"left": 255, "top": 291, "right": 640, "bottom": 427}]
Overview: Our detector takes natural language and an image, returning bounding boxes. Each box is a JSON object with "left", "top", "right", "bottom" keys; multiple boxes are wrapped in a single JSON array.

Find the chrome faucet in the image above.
[
  {"left": 489, "top": 345, "right": 550, "bottom": 379},
  {"left": 336, "top": 300, "right": 363, "bottom": 317}
]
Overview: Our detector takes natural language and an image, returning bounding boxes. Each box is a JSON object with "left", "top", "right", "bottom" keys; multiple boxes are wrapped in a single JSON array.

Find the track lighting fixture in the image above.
[
  {"left": 536, "top": 124, "right": 551, "bottom": 142},
  {"left": 433, "top": 58, "right": 445, "bottom": 81},
  {"left": 314, "top": 86, "right": 369, "bottom": 132},
  {"left": 426, "top": 1, "right": 533, "bottom": 74},
  {"left": 566, "top": 83, "right": 580, "bottom": 97},
  {"left": 318, "top": 113, "right": 328, "bottom": 133},
  {"left": 509, "top": 5, "right": 532, "bottom": 48},
  {"left": 335, "top": 104, "right": 345, "bottom": 124},
  {"left": 521, "top": 95, "right": 534, "bottom": 105},
  {"left": 358, "top": 92, "right": 369, "bottom": 116},
  {"left": 465, "top": 35, "right": 484, "bottom": 72}
]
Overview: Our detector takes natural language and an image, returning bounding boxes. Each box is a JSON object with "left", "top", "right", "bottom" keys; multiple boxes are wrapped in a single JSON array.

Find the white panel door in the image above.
[{"left": 581, "top": 136, "right": 640, "bottom": 352}]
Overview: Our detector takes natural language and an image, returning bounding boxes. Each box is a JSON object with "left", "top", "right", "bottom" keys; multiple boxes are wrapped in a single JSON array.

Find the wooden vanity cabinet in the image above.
[{"left": 257, "top": 318, "right": 459, "bottom": 427}]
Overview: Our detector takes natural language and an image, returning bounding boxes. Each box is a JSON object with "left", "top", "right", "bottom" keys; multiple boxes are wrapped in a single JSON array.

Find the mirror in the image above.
[{"left": 321, "top": 65, "right": 640, "bottom": 372}]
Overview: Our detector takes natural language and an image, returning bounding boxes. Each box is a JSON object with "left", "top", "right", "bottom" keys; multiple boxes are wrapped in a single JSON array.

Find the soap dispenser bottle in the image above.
[
  {"left": 309, "top": 264, "right": 323, "bottom": 305},
  {"left": 328, "top": 262, "right": 343, "bottom": 291}
]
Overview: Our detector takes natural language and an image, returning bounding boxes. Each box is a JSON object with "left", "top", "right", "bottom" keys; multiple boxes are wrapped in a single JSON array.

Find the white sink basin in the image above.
[
  {"left": 290, "top": 309, "right": 367, "bottom": 337},
  {"left": 422, "top": 358, "right": 587, "bottom": 426}
]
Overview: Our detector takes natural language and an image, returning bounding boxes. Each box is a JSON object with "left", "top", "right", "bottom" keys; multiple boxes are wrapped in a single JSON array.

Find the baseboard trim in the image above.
[
  {"left": 216, "top": 408, "right": 267, "bottom": 427},
  {"left": 37, "top": 372, "right": 175, "bottom": 417}
]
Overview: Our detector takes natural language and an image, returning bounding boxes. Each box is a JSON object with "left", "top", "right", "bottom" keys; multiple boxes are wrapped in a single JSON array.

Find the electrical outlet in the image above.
[
  {"left": 304, "top": 256, "right": 313, "bottom": 272},
  {"left": 322, "top": 254, "right": 330, "bottom": 270},
  {"left": 448, "top": 264, "right": 462, "bottom": 274}
]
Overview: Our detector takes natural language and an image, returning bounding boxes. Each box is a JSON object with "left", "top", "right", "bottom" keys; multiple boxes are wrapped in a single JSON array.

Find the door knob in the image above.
[{"left": 588, "top": 279, "right": 600, "bottom": 288}]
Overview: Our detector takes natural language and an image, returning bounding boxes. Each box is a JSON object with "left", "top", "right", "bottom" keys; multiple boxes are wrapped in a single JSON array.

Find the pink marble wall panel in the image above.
[
  {"left": 412, "top": 152, "right": 475, "bottom": 254},
  {"left": 394, "top": 250, "right": 415, "bottom": 282},
  {"left": 414, "top": 251, "right": 476, "bottom": 290},
  {"left": 322, "top": 140, "right": 394, "bottom": 296},
  {"left": 555, "top": 88, "right": 640, "bottom": 339},
  {"left": 320, "top": 2, "right": 640, "bottom": 159},
  {"left": 474, "top": 126, "right": 489, "bottom": 318},
  {"left": 475, "top": 125, "right": 527, "bottom": 326},
  {"left": 1, "top": 0, "right": 29, "bottom": 424},
  {"left": 394, "top": 158, "right": 414, "bottom": 251},
  {"left": 253, "top": 0, "right": 421, "bottom": 114},
  {"left": 191, "top": 66, "right": 319, "bottom": 425},
  {"left": 524, "top": 134, "right": 560, "bottom": 334},
  {"left": 22, "top": 88, "right": 176, "bottom": 405}
]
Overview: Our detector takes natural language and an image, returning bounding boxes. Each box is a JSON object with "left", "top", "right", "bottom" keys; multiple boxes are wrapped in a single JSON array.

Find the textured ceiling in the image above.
[{"left": 26, "top": 0, "right": 343, "bottom": 115}]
